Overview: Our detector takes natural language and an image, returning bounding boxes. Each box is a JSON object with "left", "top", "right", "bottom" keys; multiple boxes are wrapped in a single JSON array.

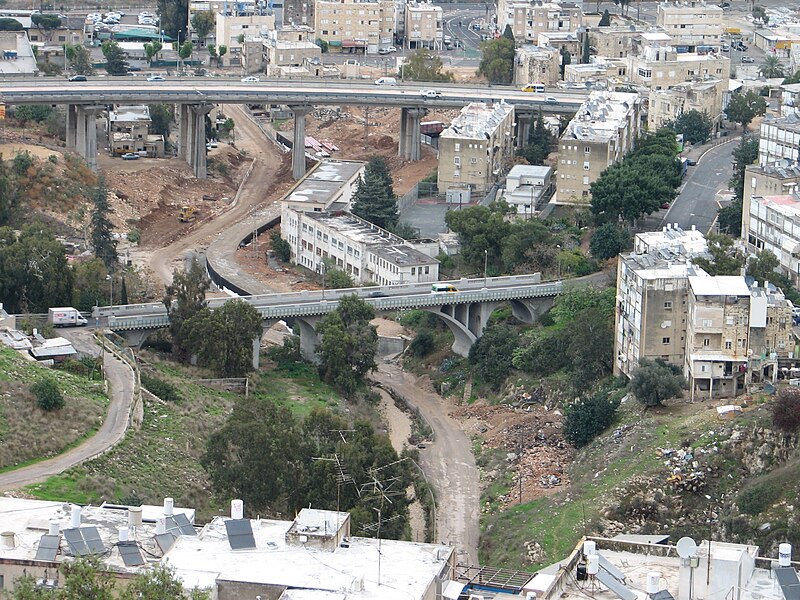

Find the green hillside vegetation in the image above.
[
  {"left": 0, "top": 347, "right": 107, "bottom": 470},
  {"left": 24, "top": 349, "right": 351, "bottom": 520}
]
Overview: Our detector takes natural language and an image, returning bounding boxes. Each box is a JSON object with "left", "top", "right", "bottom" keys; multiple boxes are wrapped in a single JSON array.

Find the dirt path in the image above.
[
  {"left": 147, "top": 104, "right": 289, "bottom": 285},
  {"left": 372, "top": 362, "right": 480, "bottom": 564},
  {"left": 0, "top": 330, "right": 134, "bottom": 492}
]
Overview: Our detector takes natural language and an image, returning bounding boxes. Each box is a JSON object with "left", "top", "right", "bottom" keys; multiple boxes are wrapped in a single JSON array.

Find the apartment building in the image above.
[
  {"left": 107, "top": 105, "right": 165, "bottom": 157},
  {"left": 537, "top": 30, "right": 580, "bottom": 58},
  {"left": 281, "top": 208, "right": 439, "bottom": 284},
  {"left": 656, "top": 0, "right": 723, "bottom": 50},
  {"left": 215, "top": 12, "right": 276, "bottom": 53},
  {"left": 502, "top": 164, "right": 554, "bottom": 216},
  {"left": 314, "top": 0, "right": 395, "bottom": 54},
  {"left": 615, "top": 227, "right": 793, "bottom": 397},
  {"left": 743, "top": 192, "right": 800, "bottom": 287},
  {"left": 557, "top": 91, "right": 641, "bottom": 203},
  {"left": 264, "top": 37, "right": 322, "bottom": 75},
  {"left": 188, "top": 0, "right": 262, "bottom": 41},
  {"left": 498, "top": 1, "right": 582, "bottom": 45},
  {"left": 438, "top": 102, "right": 515, "bottom": 194},
  {"left": 563, "top": 57, "right": 627, "bottom": 85},
  {"left": 614, "top": 225, "right": 708, "bottom": 378},
  {"left": 589, "top": 25, "right": 649, "bottom": 59},
  {"left": 647, "top": 78, "right": 724, "bottom": 132},
  {"left": 513, "top": 44, "right": 560, "bottom": 86},
  {"left": 759, "top": 113, "right": 800, "bottom": 167},
  {"left": 742, "top": 161, "right": 800, "bottom": 241},
  {"left": 404, "top": 1, "right": 442, "bottom": 49},
  {"left": 628, "top": 45, "right": 729, "bottom": 91}
]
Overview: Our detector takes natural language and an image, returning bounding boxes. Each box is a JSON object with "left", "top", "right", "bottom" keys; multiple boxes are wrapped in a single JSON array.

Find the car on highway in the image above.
[
  {"left": 121, "top": 153, "right": 140, "bottom": 160},
  {"left": 368, "top": 291, "right": 387, "bottom": 298},
  {"left": 742, "top": 55, "right": 755, "bottom": 63},
  {"left": 522, "top": 83, "right": 545, "bottom": 93},
  {"left": 378, "top": 46, "right": 397, "bottom": 54},
  {"left": 68, "top": 75, "right": 87, "bottom": 81},
  {"left": 544, "top": 96, "right": 558, "bottom": 103},
  {"left": 374, "top": 76, "right": 397, "bottom": 85},
  {"left": 147, "top": 75, "right": 165, "bottom": 81},
  {"left": 241, "top": 76, "right": 260, "bottom": 82},
  {"left": 420, "top": 89, "right": 441, "bottom": 99}
]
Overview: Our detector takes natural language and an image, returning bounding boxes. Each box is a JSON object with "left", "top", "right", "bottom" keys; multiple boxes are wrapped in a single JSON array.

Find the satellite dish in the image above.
[{"left": 676, "top": 537, "right": 698, "bottom": 559}]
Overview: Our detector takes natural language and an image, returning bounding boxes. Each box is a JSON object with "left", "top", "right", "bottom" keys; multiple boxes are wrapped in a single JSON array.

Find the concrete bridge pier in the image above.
[
  {"left": 189, "top": 103, "right": 212, "bottom": 179},
  {"left": 177, "top": 104, "right": 190, "bottom": 161},
  {"left": 65, "top": 104, "right": 78, "bottom": 150},
  {"left": 399, "top": 107, "right": 426, "bottom": 161},
  {"left": 294, "top": 316, "right": 321, "bottom": 363},
  {"left": 290, "top": 105, "right": 312, "bottom": 180},
  {"left": 516, "top": 114, "right": 531, "bottom": 148},
  {"left": 72, "top": 105, "right": 101, "bottom": 171}
]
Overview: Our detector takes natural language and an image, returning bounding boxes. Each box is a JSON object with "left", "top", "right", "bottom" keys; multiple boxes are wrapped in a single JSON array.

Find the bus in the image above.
[
  {"left": 521, "top": 83, "right": 546, "bottom": 93},
  {"left": 432, "top": 283, "right": 459, "bottom": 293}
]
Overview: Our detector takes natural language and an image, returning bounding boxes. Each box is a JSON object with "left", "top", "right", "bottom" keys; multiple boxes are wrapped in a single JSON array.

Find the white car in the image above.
[
  {"left": 420, "top": 89, "right": 441, "bottom": 99},
  {"left": 241, "top": 76, "right": 260, "bottom": 82},
  {"left": 147, "top": 75, "right": 165, "bottom": 81}
]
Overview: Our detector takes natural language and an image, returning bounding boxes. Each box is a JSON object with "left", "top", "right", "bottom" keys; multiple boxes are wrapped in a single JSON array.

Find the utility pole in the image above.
[{"left": 364, "top": 106, "right": 370, "bottom": 149}]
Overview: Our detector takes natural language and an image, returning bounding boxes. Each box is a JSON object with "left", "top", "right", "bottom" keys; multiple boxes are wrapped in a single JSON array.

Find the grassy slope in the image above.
[
  {"left": 479, "top": 396, "right": 785, "bottom": 570},
  {"left": 25, "top": 354, "right": 344, "bottom": 520},
  {"left": 0, "top": 347, "right": 107, "bottom": 470}
]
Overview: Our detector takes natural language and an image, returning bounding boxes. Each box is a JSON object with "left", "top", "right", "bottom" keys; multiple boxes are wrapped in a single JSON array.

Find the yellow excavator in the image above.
[{"left": 178, "top": 205, "right": 197, "bottom": 222}]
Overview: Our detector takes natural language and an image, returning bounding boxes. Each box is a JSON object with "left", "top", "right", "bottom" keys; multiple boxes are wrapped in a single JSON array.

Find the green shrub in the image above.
[
  {"left": 409, "top": 330, "right": 435, "bottom": 357},
  {"left": 127, "top": 229, "right": 141, "bottom": 244},
  {"left": 140, "top": 372, "right": 182, "bottom": 403},
  {"left": 563, "top": 391, "right": 620, "bottom": 447},
  {"left": 30, "top": 378, "right": 65, "bottom": 411},
  {"left": 271, "top": 231, "right": 291, "bottom": 262},
  {"left": 738, "top": 481, "right": 782, "bottom": 515}
]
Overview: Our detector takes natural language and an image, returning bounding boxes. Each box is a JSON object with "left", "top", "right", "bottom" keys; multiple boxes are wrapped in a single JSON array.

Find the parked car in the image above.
[
  {"left": 121, "top": 152, "right": 140, "bottom": 160},
  {"left": 378, "top": 46, "right": 396, "bottom": 54},
  {"left": 147, "top": 75, "right": 165, "bottom": 81},
  {"left": 544, "top": 96, "right": 558, "bottom": 103},
  {"left": 420, "top": 89, "right": 441, "bottom": 99},
  {"left": 241, "top": 76, "right": 260, "bottom": 82},
  {"left": 686, "top": 158, "right": 697, "bottom": 166},
  {"left": 68, "top": 74, "right": 87, "bottom": 81},
  {"left": 374, "top": 76, "right": 397, "bottom": 85},
  {"left": 742, "top": 55, "right": 755, "bottom": 63}
]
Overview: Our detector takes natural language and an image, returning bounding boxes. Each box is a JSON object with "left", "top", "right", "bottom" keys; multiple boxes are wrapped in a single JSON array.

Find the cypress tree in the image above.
[{"left": 90, "top": 176, "right": 118, "bottom": 270}]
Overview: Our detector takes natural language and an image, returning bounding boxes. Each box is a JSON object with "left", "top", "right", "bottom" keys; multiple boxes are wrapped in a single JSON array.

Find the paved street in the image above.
[{"left": 661, "top": 139, "right": 739, "bottom": 234}]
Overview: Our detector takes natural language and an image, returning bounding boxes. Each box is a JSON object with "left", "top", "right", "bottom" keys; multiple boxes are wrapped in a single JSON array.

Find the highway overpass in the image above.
[
  {"left": 95, "top": 274, "right": 562, "bottom": 359},
  {"left": 0, "top": 78, "right": 587, "bottom": 178}
]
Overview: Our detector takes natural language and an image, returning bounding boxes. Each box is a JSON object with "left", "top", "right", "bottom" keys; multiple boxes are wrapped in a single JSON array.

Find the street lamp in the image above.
[
  {"left": 106, "top": 274, "right": 113, "bottom": 315},
  {"left": 555, "top": 244, "right": 562, "bottom": 280},
  {"left": 177, "top": 29, "right": 182, "bottom": 75},
  {"left": 483, "top": 249, "right": 488, "bottom": 288}
]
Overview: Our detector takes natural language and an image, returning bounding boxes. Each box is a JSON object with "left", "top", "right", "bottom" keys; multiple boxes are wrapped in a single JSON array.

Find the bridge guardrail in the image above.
[{"left": 106, "top": 282, "right": 563, "bottom": 331}]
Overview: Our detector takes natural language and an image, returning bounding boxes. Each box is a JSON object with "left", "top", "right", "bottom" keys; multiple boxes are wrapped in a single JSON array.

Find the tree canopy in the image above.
[
  {"left": 182, "top": 300, "right": 263, "bottom": 377},
  {"left": 66, "top": 44, "right": 93, "bottom": 75},
  {"left": 760, "top": 54, "right": 784, "bottom": 78},
  {"left": 401, "top": 48, "right": 454, "bottom": 82},
  {"left": 671, "top": 109, "right": 713, "bottom": 144},
  {"left": 157, "top": 0, "right": 189, "bottom": 39},
  {"left": 164, "top": 259, "right": 210, "bottom": 359},
  {"left": 477, "top": 36, "right": 515, "bottom": 84},
  {"left": 630, "top": 358, "right": 685, "bottom": 406},
  {"left": 191, "top": 10, "right": 215, "bottom": 40},
  {"left": 316, "top": 295, "right": 378, "bottom": 396},
  {"left": 0, "top": 17, "right": 23, "bottom": 30},
  {"left": 351, "top": 157, "right": 398, "bottom": 230},
  {"left": 692, "top": 233, "right": 745, "bottom": 275},
  {"left": 101, "top": 40, "right": 127, "bottom": 76},
  {"left": 589, "top": 222, "right": 631, "bottom": 260},
  {"left": 90, "top": 176, "right": 118, "bottom": 271},
  {"left": 517, "top": 110, "right": 556, "bottom": 166},
  {"left": 598, "top": 9, "right": 611, "bottom": 25},
  {"left": 725, "top": 90, "right": 767, "bottom": 129}
]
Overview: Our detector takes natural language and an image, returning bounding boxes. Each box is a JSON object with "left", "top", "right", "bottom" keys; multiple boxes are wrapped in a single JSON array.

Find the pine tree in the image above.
[
  {"left": 90, "top": 176, "right": 118, "bottom": 270},
  {"left": 350, "top": 158, "right": 399, "bottom": 230},
  {"left": 120, "top": 276, "right": 128, "bottom": 304}
]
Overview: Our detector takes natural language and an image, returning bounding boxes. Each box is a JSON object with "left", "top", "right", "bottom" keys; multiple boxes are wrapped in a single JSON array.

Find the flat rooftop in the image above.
[
  {"left": 109, "top": 105, "right": 151, "bottom": 123},
  {"left": 441, "top": 102, "right": 514, "bottom": 141},
  {"left": 284, "top": 160, "right": 365, "bottom": 208},
  {"left": 563, "top": 91, "right": 639, "bottom": 143},
  {"left": 689, "top": 274, "right": 751, "bottom": 297},
  {"left": 753, "top": 193, "right": 800, "bottom": 219}
]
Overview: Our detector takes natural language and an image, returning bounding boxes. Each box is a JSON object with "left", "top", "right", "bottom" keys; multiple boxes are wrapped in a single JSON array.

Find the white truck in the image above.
[{"left": 48, "top": 307, "right": 88, "bottom": 327}]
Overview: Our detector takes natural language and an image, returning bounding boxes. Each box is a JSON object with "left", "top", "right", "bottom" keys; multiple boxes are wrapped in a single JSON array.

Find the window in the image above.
[
  {"left": 583, "top": 161, "right": 590, "bottom": 170},
  {"left": 425, "top": 266, "right": 430, "bottom": 274},
  {"left": 470, "top": 157, "right": 478, "bottom": 164},
  {"left": 664, "top": 301, "right": 672, "bottom": 309},
  {"left": 454, "top": 156, "right": 461, "bottom": 167},
  {"left": 584, "top": 146, "right": 590, "bottom": 154},
  {"left": 703, "top": 337, "right": 710, "bottom": 346},
  {"left": 702, "top": 319, "right": 713, "bottom": 327},
  {"left": 662, "top": 337, "right": 670, "bottom": 344},
  {"left": 725, "top": 340, "right": 732, "bottom": 349},
  {"left": 454, "top": 143, "right": 461, "bottom": 151},
  {"left": 583, "top": 176, "right": 589, "bottom": 185}
]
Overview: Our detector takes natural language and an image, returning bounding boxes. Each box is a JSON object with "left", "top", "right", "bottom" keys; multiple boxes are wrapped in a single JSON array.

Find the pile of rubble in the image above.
[
  {"left": 656, "top": 446, "right": 709, "bottom": 492},
  {"left": 312, "top": 107, "right": 350, "bottom": 122}
]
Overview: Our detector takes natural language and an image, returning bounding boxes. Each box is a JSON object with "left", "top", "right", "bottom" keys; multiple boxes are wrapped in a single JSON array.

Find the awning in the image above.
[
  {"left": 342, "top": 40, "right": 365, "bottom": 47},
  {"left": 442, "top": 581, "right": 465, "bottom": 600},
  {"left": 327, "top": 40, "right": 342, "bottom": 46}
]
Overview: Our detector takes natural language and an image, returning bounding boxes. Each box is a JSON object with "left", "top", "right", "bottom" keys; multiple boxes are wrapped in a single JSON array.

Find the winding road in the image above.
[
  {"left": 0, "top": 330, "right": 135, "bottom": 492},
  {"left": 372, "top": 363, "right": 480, "bottom": 565}
]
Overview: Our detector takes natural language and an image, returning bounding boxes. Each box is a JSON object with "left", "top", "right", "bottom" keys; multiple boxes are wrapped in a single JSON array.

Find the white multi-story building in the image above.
[
  {"left": 628, "top": 44, "right": 730, "bottom": 91},
  {"left": 281, "top": 209, "right": 439, "bottom": 285},
  {"left": 438, "top": 102, "right": 516, "bottom": 194},
  {"left": 743, "top": 192, "right": 800, "bottom": 287},
  {"left": 498, "top": 1, "right": 582, "bottom": 45},
  {"left": 215, "top": 12, "right": 276, "bottom": 53},
  {"left": 502, "top": 164, "right": 554, "bottom": 216},
  {"left": 656, "top": 0, "right": 723, "bottom": 50},
  {"left": 759, "top": 113, "right": 800, "bottom": 167},
  {"left": 404, "top": 1, "right": 442, "bottom": 49},
  {"left": 557, "top": 91, "right": 642, "bottom": 203}
]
